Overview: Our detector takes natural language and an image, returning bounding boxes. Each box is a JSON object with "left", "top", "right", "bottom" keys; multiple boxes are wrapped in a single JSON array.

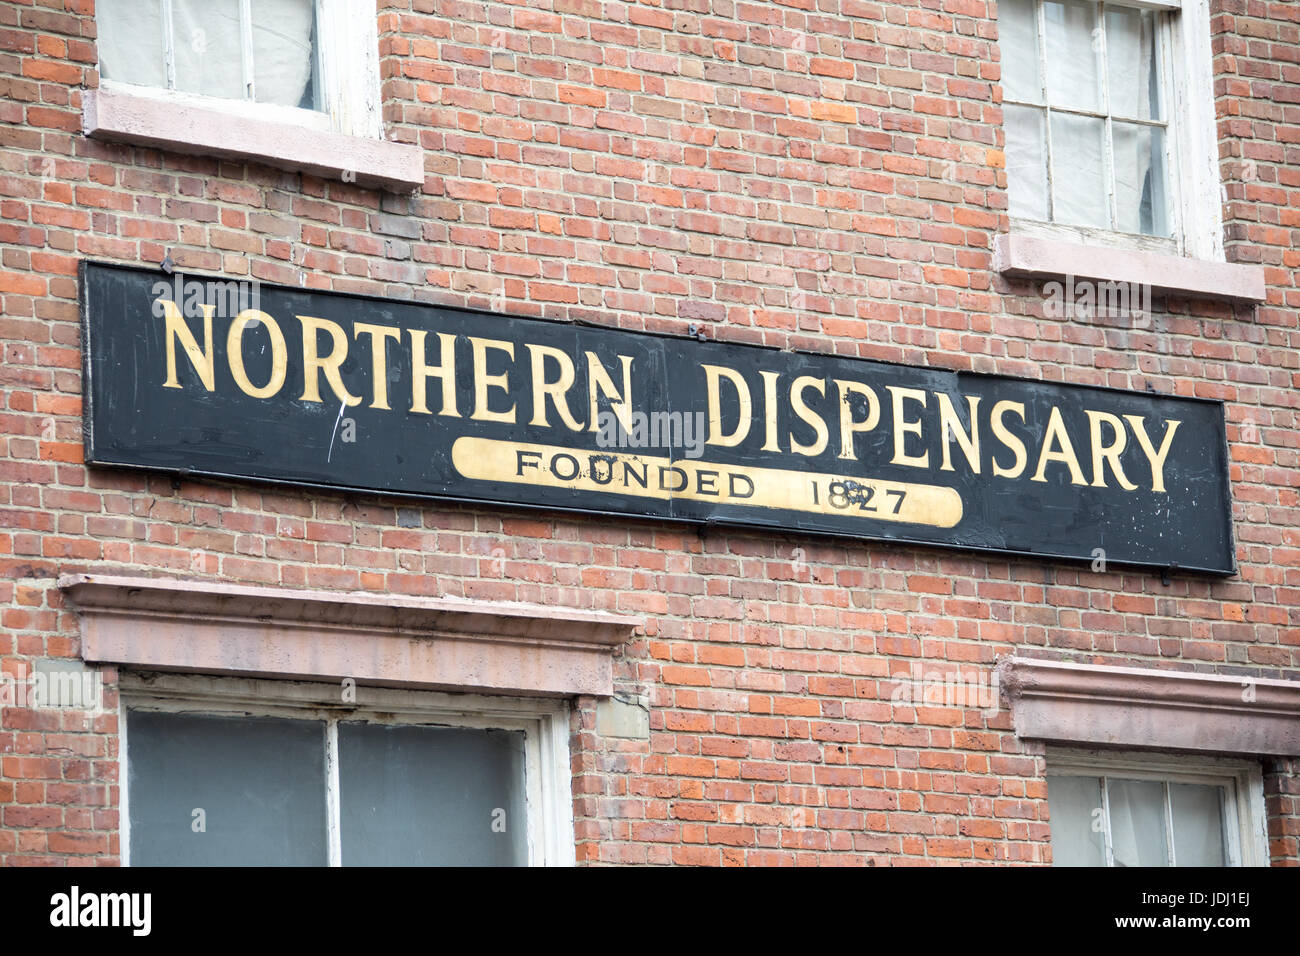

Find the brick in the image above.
[{"left": 0, "top": 0, "right": 1293, "bottom": 872}]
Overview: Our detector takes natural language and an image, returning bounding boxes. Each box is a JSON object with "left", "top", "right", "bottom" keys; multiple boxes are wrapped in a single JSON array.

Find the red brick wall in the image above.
[
  {"left": 0, "top": 0, "right": 1296, "bottom": 865},
  {"left": 1264, "top": 757, "right": 1300, "bottom": 865}
]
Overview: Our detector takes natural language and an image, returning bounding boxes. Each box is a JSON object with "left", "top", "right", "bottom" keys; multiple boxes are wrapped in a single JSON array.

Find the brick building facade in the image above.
[{"left": 0, "top": 0, "right": 1297, "bottom": 866}]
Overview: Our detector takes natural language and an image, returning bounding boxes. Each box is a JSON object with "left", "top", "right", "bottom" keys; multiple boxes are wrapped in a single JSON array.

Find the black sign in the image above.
[{"left": 81, "top": 261, "right": 1235, "bottom": 574}]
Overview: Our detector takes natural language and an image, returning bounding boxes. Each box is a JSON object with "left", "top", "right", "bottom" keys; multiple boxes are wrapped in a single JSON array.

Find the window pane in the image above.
[
  {"left": 1005, "top": 105, "right": 1050, "bottom": 220},
  {"left": 1044, "top": 0, "right": 1102, "bottom": 113},
  {"left": 1106, "top": 6, "right": 1160, "bottom": 120},
  {"left": 339, "top": 723, "right": 528, "bottom": 866},
  {"left": 1108, "top": 778, "right": 1169, "bottom": 867},
  {"left": 1050, "top": 112, "right": 1108, "bottom": 228},
  {"left": 252, "top": 0, "right": 320, "bottom": 110},
  {"left": 172, "top": 0, "right": 245, "bottom": 101},
  {"left": 1113, "top": 122, "right": 1168, "bottom": 237},
  {"left": 127, "top": 710, "right": 328, "bottom": 866},
  {"left": 1171, "top": 784, "right": 1227, "bottom": 866},
  {"left": 999, "top": 0, "right": 1042, "bottom": 104},
  {"left": 1047, "top": 775, "right": 1107, "bottom": 866},
  {"left": 97, "top": 0, "right": 167, "bottom": 89}
]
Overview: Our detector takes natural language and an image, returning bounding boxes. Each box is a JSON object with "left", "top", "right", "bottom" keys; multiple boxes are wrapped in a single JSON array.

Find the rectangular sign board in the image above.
[{"left": 81, "top": 261, "right": 1236, "bottom": 574}]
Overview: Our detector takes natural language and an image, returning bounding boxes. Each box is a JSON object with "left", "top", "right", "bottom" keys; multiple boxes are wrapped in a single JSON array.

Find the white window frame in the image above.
[
  {"left": 118, "top": 671, "right": 576, "bottom": 867},
  {"left": 1047, "top": 747, "right": 1271, "bottom": 867},
  {"left": 95, "top": 0, "right": 381, "bottom": 140},
  {"left": 1001, "top": 0, "right": 1224, "bottom": 262}
]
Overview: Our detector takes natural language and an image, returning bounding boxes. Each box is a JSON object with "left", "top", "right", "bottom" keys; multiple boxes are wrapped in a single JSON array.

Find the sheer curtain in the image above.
[
  {"left": 96, "top": 0, "right": 317, "bottom": 110},
  {"left": 1171, "top": 783, "right": 1227, "bottom": 866},
  {"left": 1107, "top": 7, "right": 1165, "bottom": 235},
  {"left": 1106, "top": 777, "right": 1167, "bottom": 867},
  {"left": 96, "top": 0, "right": 167, "bottom": 90},
  {"left": 1046, "top": 775, "right": 1107, "bottom": 866},
  {"left": 1044, "top": 1, "right": 1108, "bottom": 228},
  {"left": 1001, "top": 0, "right": 1167, "bottom": 235}
]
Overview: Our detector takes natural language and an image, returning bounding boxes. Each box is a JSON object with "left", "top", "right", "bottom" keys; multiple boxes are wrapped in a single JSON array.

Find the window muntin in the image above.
[
  {"left": 97, "top": 0, "right": 320, "bottom": 111},
  {"left": 1001, "top": 0, "right": 1172, "bottom": 239},
  {"left": 1046, "top": 752, "right": 1268, "bottom": 867},
  {"left": 121, "top": 677, "right": 571, "bottom": 867},
  {"left": 93, "top": 0, "right": 382, "bottom": 140}
]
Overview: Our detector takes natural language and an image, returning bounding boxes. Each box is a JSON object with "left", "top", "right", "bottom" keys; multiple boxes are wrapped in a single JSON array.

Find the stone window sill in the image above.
[
  {"left": 82, "top": 87, "right": 423, "bottom": 193},
  {"left": 994, "top": 233, "right": 1267, "bottom": 304}
]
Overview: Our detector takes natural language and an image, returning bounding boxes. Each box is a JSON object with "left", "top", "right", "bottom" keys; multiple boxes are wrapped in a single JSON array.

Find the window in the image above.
[
  {"left": 1046, "top": 750, "right": 1270, "bottom": 867},
  {"left": 997, "top": 0, "right": 1222, "bottom": 259},
  {"left": 94, "top": 0, "right": 380, "bottom": 139},
  {"left": 120, "top": 674, "right": 575, "bottom": 867}
]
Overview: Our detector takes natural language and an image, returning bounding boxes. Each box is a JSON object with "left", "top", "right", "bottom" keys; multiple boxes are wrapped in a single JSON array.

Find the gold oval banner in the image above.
[{"left": 451, "top": 437, "right": 964, "bottom": 529}]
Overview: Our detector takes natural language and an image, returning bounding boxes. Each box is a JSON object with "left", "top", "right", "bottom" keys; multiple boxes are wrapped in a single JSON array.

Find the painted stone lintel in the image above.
[
  {"left": 59, "top": 573, "right": 642, "bottom": 698},
  {"left": 998, "top": 656, "right": 1300, "bottom": 757}
]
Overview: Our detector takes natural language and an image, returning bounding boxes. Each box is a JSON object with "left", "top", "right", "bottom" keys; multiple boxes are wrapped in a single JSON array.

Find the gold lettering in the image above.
[
  {"left": 526, "top": 344, "right": 584, "bottom": 431},
  {"left": 159, "top": 299, "right": 215, "bottom": 391},
  {"left": 759, "top": 371, "right": 781, "bottom": 452},
  {"left": 702, "top": 364, "right": 752, "bottom": 447},
  {"left": 409, "top": 330, "right": 460, "bottom": 417},
  {"left": 469, "top": 336, "right": 516, "bottom": 423},
  {"left": 789, "top": 376, "right": 828, "bottom": 457},
  {"left": 887, "top": 386, "right": 928, "bottom": 468},
  {"left": 297, "top": 315, "right": 361, "bottom": 406},
  {"left": 1124, "top": 415, "right": 1181, "bottom": 493},
  {"left": 936, "top": 393, "right": 981, "bottom": 474},
  {"left": 835, "top": 380, "right": 879, "bottom": 461},
  {"left": 353, "top": 322, "right": 400, "bottom": 410},
  {"left": 227, "top": 309, "right": 286, "bottom": 399},
  {"left": 586, "top": 352, "right": 634, "bottom": 434},
  {"left": 1031, "top": 406, "right": 1086, "bottom": 485},
  {"left": 991, "top": 400, "right": 1027, "bottom": 478},
  {"left": 1086, "top": 410, "right": 1137, "bottom": 490}
]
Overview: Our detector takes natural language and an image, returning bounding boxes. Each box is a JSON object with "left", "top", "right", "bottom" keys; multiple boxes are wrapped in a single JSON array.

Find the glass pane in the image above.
[
  {"left": 252, "top": 0, "right": 320, "bottom": 110},
  {"left": 1108, "top": 778, "right": 1169, "bottom": 867},
  {"left": 1047, "top": 775, "right": 1107, "bottom": 866},
  {"left": 97, "top": 0, "right": 167, "bottom": 89},
  {"left": 1113, "top": 122, "right": 1168, "bottom": 237},
  {"left": 999, "top": 0, "right": 1042, "bottom": 104},
  {"left": 1005, "top": 105, "right": 1050, "bottom": 220},
  {"left": 339, "top": 723, "right": 528, "bottom": 866},
  {"left": 1171, "top": 784, "right": 1227, "bottom": 866},
  {"left": 172, "top": 0, "right": 245, "bottom": 101},
  {"left": 1106, "top": 6, "right": 1160, "bottom": 120},
  {"left": 1050, "top": 112, "right": 1108, "bottom": 227},
  {"left": 1044, "top": 0, "right": 1102, "bottom": 113},
  {"left": 127, "top": 710, "right": 328, "bottom": 866}
]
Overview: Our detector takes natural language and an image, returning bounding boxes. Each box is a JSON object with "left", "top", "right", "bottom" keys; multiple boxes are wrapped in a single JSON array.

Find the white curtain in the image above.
[
  {"left": 97, "top": 0, "right": 315, "bottom": 109},
  {"left": 1106, "top": 7, "right": 1165, "bottom": 234},
  {"left": 249, "top": 0, "right": 317, "bottom": 108},
  {"left": 97, "top": 0, "right": 168, "bottom": 90},
  {"left": 1170, "top": 783, "right": 1226, "bottom": 866},
  {"left": 1106, "top": 5, "right": 1159, "bottom": 120},
  {"left": 1107, "top": 777, "right": 1167, "bottom": 866},
  {"left": 1046, "top": 775, "right": 1107, "bottom": 866},
  {"left": 1002, "top": 1, "right": 1165, "bottom": 235},
  {"left": 172, "top": 0, "right": 246, "bottom": 101}
]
